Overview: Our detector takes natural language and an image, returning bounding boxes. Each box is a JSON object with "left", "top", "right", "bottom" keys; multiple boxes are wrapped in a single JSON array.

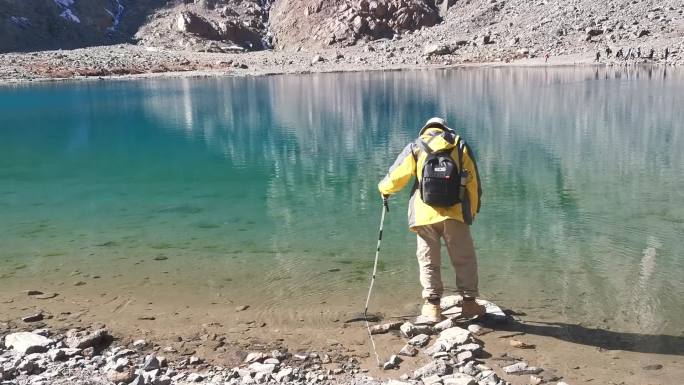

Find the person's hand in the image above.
[{"left": 381, "top": 194, "right": 390, "bottom": 211}]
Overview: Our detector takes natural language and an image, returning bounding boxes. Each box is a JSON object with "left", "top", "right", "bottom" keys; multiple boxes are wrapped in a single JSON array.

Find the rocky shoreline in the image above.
[
  {"left": 0, "top": 42, "right": 680, "bottom": 86},
  {"left": 1, "top": 295, "right": 573, "bottom": 385},
  {"left": 1, "top": 0, "right": 683, "bottom": 84}
]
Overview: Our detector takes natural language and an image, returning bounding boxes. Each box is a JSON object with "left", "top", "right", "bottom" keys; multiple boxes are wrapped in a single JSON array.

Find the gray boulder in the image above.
[
  {"left": 4, "top": 332, "right": 54, "bottom": 355},
  {"left": 65, "top": 328, "right": 110, "bottom": 349},
  {"left": 413, "top": 359, "right": 449, "bottom": 379},
  {"left": 47, "top": 348, "right": 81, "bottom": 361},
  {"left": 142, "top": 354, "right": 161, "bottom": 371},
  {"left": 248, "top": 362, "right": 276, "bottom": 374},
  {"left": 425, "top": 326, "right": 471, "bottom": 354},
  {"left": 424, "top": 43, "right": 455, "bottom": 56}
]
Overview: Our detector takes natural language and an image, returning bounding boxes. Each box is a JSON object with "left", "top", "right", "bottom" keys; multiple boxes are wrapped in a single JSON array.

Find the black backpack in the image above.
[{"left": 415, "top": 138, "right": 463, "bottom": 207}]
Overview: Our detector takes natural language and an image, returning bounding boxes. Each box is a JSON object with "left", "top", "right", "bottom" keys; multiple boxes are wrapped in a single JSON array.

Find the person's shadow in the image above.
[{"left": 483, "top": 316, "right": 684, "bottom": 356}]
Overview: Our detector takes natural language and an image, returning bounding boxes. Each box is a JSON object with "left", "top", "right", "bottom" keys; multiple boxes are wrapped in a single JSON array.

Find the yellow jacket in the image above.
[{"left": 378, "top": 128, "right": 482, "bottom": 231}]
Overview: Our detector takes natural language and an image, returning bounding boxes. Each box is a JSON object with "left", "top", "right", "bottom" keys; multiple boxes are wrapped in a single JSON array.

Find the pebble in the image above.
[
  {"left": 502, "top": 361, "right": 543, "bottom": 375},
  {"left": 235, "top": 305, "right": 250, "bottom": 312},
  {"left": 189, "top": 356, "right": 202, "bottom": 365},
  {"left": 0, "top": 303, "right": 578, "bottom": 385},
  {"left": 383, "top": 354, "right": 402, "bottom": 370},
  {"left": 509, "top": 339, "right": 535, "bottom": 349},
  {"left": 34, "top": 293, "right": 59, "bottom": 299},
  {"left": 370, "top": 321, "right": 403, "bottom": 335}
]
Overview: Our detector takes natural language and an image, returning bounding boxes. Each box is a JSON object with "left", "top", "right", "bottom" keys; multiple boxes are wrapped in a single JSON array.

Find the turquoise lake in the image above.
[{"left": 1, "top": 67, "right": 683, "bottom": 336}]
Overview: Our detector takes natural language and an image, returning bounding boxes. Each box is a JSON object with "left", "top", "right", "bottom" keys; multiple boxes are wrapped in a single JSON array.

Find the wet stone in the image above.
[
  {"left": 503, "top": 361, "right": 542, "bottom": 375},
  {"left": 21, "top": 313, "right": 44, "bottom": 323},
  {"left": 383, "top": 354, "right": 403, "bottom": 370},
  {"left": 400, "top": 322, "right": 418, "bottom": 338},
  {"left": 398, "top": 344, "right": 419, "bottom": 357},
  {"left": 408, "top": 334, "right": 430, "bottom": 347},
  {"left": 370, "top": 321, "right": 403, "bottom": 335},
  {"left": 34, "top": 293, "right": 58, "bottom": 300}
]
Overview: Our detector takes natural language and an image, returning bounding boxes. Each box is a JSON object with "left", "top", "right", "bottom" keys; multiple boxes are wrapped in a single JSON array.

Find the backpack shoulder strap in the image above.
[
  {"left": 455, "top": 136, "right": 464, "bottom": 168},
  {"left": 415, "top": 138, "right": 433, "bottom": 155}
]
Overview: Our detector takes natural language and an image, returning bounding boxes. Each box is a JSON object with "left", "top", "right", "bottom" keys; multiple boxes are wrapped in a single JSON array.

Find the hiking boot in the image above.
[
  {"left": 418, "top": 299, "right": 444, "bottom": 324},
  {"left": 461, "top": 297, "right": 486, "bottom": 318}
]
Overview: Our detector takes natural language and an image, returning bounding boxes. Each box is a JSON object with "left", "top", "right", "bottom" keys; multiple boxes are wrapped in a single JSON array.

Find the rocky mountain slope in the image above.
[{"left": 0, "top": 0, "right": 682, "bottom": 66}]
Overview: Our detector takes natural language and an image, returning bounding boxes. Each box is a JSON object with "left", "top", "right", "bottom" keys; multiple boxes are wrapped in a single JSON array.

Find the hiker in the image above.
[
  {"left": 545, "top": 53, "right": 550, "bottom": 63},
  {"left": 595, "top": 51, "right": 600, "bottom": 62},
  {"left": 378, "top": 117, "right": 484, "bottom": 323},
  {"left": 664, "top": 47, "right": 670, "bottom": 60},
  {"left": 649, "top": 48, "right": 655, "bottom": 60},
  {"left": 637, "top": 47, "right": 641, "bottom": 58},
  {"left": 606, "top": 47, "right": 612, "bottom": 58}
]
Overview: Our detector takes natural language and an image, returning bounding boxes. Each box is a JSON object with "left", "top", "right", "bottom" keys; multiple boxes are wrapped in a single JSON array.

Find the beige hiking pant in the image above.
[{"left": 415, "top": 219, "right": 479, "bottom": 300}]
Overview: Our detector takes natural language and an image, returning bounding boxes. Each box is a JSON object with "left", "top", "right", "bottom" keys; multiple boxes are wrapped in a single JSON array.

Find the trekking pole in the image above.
[{"left": 364, "top": 196, "right": 389, "bottom": 367}]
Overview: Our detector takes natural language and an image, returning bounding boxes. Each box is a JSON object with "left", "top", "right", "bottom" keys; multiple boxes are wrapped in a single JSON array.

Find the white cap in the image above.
[{"left": 419, "top": 117, "right": 453, "bottom": 135}]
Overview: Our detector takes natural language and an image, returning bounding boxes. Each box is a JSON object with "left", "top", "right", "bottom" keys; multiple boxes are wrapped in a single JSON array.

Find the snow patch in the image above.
[
  {"left": 60, "top": 9, "right": 81, "bottom": 24},
  {"left": 9, "top": 16, "right": 31, "bottom": 29},
  {"left": 54, "top": 0, "right": 75, "bottom": 7},
  {"left": 53, "top": 0, "right": 80, "bottom": 24},
  {"left": 106, "top": 0, "right": 125, "bottom": 33}
]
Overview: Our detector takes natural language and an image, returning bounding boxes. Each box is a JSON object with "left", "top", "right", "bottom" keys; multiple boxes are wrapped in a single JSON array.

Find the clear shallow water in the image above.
[{"left": 1, "top": 67, "right": 683, "bottom": 335}]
